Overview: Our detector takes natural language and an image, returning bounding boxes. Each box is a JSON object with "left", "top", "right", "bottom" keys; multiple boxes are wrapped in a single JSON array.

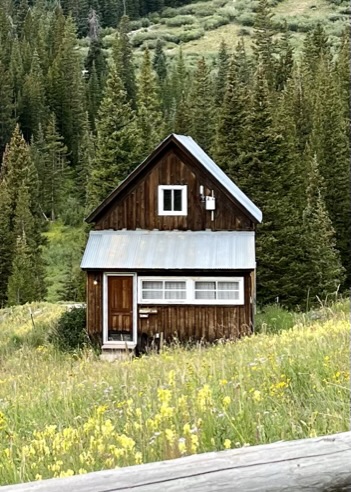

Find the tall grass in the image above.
[{"left": 0, "top": 301, "right": 349, "bottom": 485}]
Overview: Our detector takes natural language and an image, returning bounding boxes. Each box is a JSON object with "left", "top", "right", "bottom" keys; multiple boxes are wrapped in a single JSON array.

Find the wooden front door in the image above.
[{"left": 107, "top": 276, "right": 134, "bottom": 342}]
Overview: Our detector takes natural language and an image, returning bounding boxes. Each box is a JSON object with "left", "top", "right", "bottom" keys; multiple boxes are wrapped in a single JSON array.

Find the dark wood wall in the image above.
[
  {"left": 86, "top": 271, "right": 253, "bottom": 343},
  {"left": 94, "top": 147, "right": 254, "bottom": 231},
  {"left": 87, "top": 272, "right": 103, "bottom": 343}
]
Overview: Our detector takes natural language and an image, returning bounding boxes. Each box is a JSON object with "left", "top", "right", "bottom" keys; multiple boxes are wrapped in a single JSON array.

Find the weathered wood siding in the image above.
[
  {"left": 139, "top": 273, "right": 252, "bottom": 342},
  {"left": 86, "top": 272, "right": 102, "bottom": 342},
  {"left": 86, "top": 271, "right": 252, "bottom": 342},
  {"left": 94, "top": 146, "right": 254, "bottom": 231}
]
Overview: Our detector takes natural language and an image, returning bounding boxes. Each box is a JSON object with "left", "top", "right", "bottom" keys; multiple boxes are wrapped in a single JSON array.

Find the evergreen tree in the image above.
[
  {"left": 189, "top": 57, "right": 214, "bottom": 153},
  {"left": 301, "top": 154, "right": 344, "bottom": 304},
  {"left": 32, "top": 114, "right": 68, "bottom": 221},
  {"left": 87, "top": 63, "right": 141, "bottom": 207},
  {"left": 153, "top": 39, "right": 167, "bottom": 82},
  {"left": 48, "top": 15, "right": 84, "bottom": 165},
  {"left": 136, "top": 47, "right": 164, "bottom": 156},
  {"left": 112, "top": 15, "right": 137, "bottom": 108},
  {"left": 214, "top": 39, "right": 230, "bottom": 108},
  {"left": 1, "top": 125, "right": 46, "bottom": 305},
  {"left": 275, "top": 25, "right": 294, "bottom": 91},
  {"left": 309, "top": 59, "right": 350, "bottom": 284},
  {"left": 20, "top": 50, "right": 47, "bottom": 140},
  {"left": 0, "top": 185, "right": 13, "bottom": 306},
  {"left": 0, "top": 60, "right": 15, "bottom": 161},
  {"left": 252, "top": 0, "right": 277, "bottom": 90},
  {"left": 212, "top": 58, "right": 249, "bottom": 174}
]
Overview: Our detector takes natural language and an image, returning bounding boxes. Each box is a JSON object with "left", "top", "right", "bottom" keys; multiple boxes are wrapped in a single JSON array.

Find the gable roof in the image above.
[
  {"left": 85, "top": 134, "right": 262, "bottom": 224},
  {"left": 81, "top": 230, "right": 256, "bottom": 270}
]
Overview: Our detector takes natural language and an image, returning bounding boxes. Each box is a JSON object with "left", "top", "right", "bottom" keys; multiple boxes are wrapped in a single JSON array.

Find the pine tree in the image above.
[
  {"left": 153, "top": 39, "right": 167, "bottom": 82},
  {"left": 87, "top": 63, "right": 141, "bottom": 207},
  {"left": 252, "top": 0, "right": 277, "bottom": 90},
  {"left": 309, "top": 58, "right": 350, "bottom": 285},
  {"left": 0, "top": 185, "right": 13, "bottom": 306},
  {"left": 275, "top": 25, "right": 294, "bottom": 91},
  {"left": 214, "top": 39, "right": 230, "bottom": 108},
  {"left": 189, "top": 57, "right": 214, "bottom": 153},
  {"left": 32, "top": 114, "right": 68, "bottom": 221},
  {"left": 1, "top": 125, "right": 46, "bottom": 305},
  {"left": 20, "top": 50, "right": 47, "bottom": 140},
  {"left": 136, "top": 47, "right": 164, "bottom": 156},
  {"left": 301, "top": 154, "right": 344, "bottom": 304},
  {"left": 0, "top": 59, "right": 15, "bottom": 161},
  {"left": 212, "top": 58, "right": 249, "bottom": 174},
  {"left": 112, "top": 15, "right": 137, "bottom": 108},
  {"left": 48, "top": 15, "right": 84, "bottom": 166}
]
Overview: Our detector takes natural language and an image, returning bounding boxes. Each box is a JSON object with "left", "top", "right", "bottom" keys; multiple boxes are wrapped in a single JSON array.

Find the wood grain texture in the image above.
[
  {"left": 3, "top": 432, "right": 351, "bottom": 491},
  {"left": 94, "top": 147, "right": 254, "bottom": 232}
]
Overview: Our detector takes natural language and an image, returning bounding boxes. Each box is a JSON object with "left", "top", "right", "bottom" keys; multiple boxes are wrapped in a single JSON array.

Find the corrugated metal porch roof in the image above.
[{"left": 81, "top": 230, "right": 256, "bottom": 270}]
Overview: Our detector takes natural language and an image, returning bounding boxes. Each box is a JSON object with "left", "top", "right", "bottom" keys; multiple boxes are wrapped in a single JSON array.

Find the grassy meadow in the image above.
[{"left": 0, "top": 300, "right": 349, "bottom": 485}]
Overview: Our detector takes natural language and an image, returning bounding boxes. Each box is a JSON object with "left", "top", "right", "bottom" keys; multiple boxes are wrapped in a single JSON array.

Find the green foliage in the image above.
[
  {"left": 255, "top": 305, "right": 297, "bottom": 334},
  {"left": 165, "top": 15, "right": 196, "bottom": 27},
  {"left": 49, "top": 307, "right": 88, "bottom": 351}
]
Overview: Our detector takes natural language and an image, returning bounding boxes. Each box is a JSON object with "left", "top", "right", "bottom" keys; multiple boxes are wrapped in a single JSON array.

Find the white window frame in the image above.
[
  {"left": 138, "top": 276, "right": 244, "bottom": 305},
  {"left": 103, "top": 273, "right": 137, "bottom": 349},
  {"left": 158, "top": 185, "right": 188, "bottom": 216}
]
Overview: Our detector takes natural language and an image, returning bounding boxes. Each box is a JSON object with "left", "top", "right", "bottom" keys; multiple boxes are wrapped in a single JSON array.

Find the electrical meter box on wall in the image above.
[{"left": 205, "top": 196, "right": 216, "bottom": 210}]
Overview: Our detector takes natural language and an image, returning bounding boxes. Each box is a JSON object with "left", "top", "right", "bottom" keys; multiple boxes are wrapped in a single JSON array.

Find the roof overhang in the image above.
[{"left": 81, "top": 230, "right": 256, "bottom": 271}]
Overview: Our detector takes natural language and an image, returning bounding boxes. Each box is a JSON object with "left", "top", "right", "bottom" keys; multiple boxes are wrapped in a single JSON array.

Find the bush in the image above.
[
  {"left": 165, "top": 15, "right": 196, "bottom": 27},
  {"left": 129, "top": 19, "right": 143, "bottom": 31},
  {"left": 202, "top": 15, "right": 230, "bottom": 31},
  {"left": 218, "top": 5, "right": 237, "bottom": 20},
  {"left": 193, "top": 5, "right": 216, "bottom": 17},
  {"left": 255, "top": 305, "right": 297, "bottom": 334},
  {"left": 178, "top": 28, "right": 205, "bottom": 43},
  {"left": 237, "top": 12, "right": 256, "bottom": 26},
  {"left": 49, "top": 307, "right": 88, "bottom": 352},
  {"left": 161, "top": 7, "right": 178, "bottom": 18}
]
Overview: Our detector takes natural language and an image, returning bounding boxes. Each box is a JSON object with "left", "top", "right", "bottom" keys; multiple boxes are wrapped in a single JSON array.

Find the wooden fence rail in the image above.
[{"left": 2, "top": 431, "right": 351, "bottom": 491}]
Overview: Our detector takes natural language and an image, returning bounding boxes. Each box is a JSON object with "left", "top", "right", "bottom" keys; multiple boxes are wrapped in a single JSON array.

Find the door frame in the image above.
[{"left": 102, "top": 273, "right": 137, "bottom": 349}]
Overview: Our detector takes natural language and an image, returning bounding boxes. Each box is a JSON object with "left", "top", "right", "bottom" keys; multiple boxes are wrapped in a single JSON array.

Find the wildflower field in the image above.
[{"left": 0, "top": 301, "right": 349, "bottom": 485}]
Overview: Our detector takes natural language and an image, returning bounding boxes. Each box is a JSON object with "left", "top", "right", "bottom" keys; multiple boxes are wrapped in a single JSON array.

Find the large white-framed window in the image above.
[
  {"left": 158, "top": 185, "right": 187, "bottom": 216},
  {"left": 138, "top": 277, "right": 244, "bottom": 305}
]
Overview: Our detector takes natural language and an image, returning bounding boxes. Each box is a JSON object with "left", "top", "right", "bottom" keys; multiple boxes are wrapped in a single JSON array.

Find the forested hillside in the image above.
[{"left": 0, "top": 0, "right": 349, "bottom": 308}]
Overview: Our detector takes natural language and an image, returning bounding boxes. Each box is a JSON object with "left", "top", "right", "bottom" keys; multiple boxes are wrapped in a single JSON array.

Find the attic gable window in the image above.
[{"left": 158, "top": 185, "right": 187, "bottom": 216}]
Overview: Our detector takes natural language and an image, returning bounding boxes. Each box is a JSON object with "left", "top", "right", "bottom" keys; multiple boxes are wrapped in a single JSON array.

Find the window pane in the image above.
[
  {"left": 165, "top": 281, "right": 186, "bottom": 289},
  {"left": 143, "top": 281, "right": 163, "bottom": 290},
  {"left": 143, "top": 290, "right": 163, "bottom": 300},
  {"left": 173, "top": 189, "right": 182, "bottom": 211},
  {"left": 163, "top": 190, "right": 172, "bottom": 211},
  {"left": 165, "top": 290, "right": 186, "bottom": 300},
  {"left": 195, "top": 290, "right": 216, "bottom": 300},
  {"left": 218, "top": 291, "right": 239, "bottom": 300},
  {"left": 195, "top": 281, "right": 216, "bottom": 290},
  {"left": 218, "top": 282, "right": 239, "bottom": 290}
]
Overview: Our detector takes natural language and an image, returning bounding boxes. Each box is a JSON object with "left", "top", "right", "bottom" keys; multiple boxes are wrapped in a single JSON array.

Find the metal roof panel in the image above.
[{"left": 81, "top": 230, "right": 256, "bottom": 270}]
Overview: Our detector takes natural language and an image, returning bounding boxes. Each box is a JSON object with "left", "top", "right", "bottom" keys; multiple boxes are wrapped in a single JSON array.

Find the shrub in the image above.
[
  {"left": 140, "top": 17, "right": 151, "bottom": 28},
  {"left": 255, "top": 305, "right": 297, "bottom": 334},
  {"left": 202, "top": 15, "right": 230, "bottom": 30},
  {"left": 178, "top": 28, "right": 205, "bottom": 43},
  {"left": 161, "top": 7, "right": 178, "bottom": 18},
  {"left": 237, "top": 12, "right": 256, "bottom": 26},
  {"left": 129, "top": 19, "right": 143, "bottom": 30},
  {"left": 49, "top": 307, "right": 88, "bottom": 352},
  {"left": 238, "top": 27, "right": 251, "bottom": 36},
  {"left": 218, "top": 5, "right": 237, "bottom": 20},
  {"left": 193, "top": 5, "right": 216, "bottom": 17},
  {"left": 166, "top": 15, "right": 197, "bottom": 27}
]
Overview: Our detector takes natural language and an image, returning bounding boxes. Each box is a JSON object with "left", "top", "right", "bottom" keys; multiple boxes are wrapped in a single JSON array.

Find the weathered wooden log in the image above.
[{"left": 2, "top": 432, "right": 351, "bottom": 491}]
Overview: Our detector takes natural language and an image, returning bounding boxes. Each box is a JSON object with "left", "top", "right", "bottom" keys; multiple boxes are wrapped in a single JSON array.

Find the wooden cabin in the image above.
[{"left": 81, "top": 134, "right": 262, "bottom": 354}]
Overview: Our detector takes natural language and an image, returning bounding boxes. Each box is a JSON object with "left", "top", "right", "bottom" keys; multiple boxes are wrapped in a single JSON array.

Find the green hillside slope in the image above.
[{"left": 99, "top": 0, "right": 349, "bottom": 58}]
